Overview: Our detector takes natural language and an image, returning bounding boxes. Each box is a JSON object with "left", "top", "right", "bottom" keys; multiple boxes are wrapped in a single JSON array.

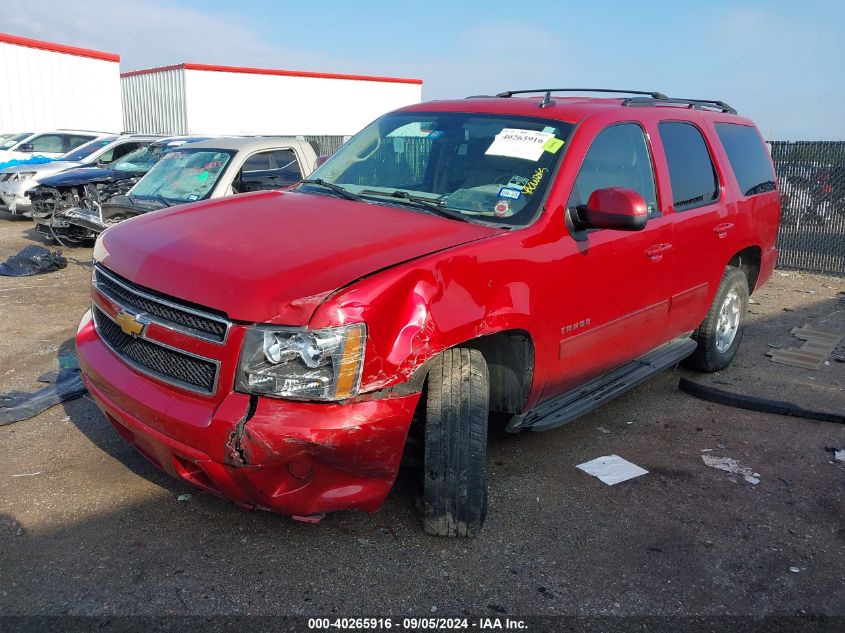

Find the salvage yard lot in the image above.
[{"left": 0, "top": 214, "right": 843, "bottom": 617}]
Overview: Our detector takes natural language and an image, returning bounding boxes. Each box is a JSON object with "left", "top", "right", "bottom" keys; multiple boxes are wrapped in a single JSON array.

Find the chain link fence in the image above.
[
  {"left": 303, "top": 135, "right": 347, "bottom": 157},
  {"left": 771, "top": 141, "right": 845, "bottom": 276}
]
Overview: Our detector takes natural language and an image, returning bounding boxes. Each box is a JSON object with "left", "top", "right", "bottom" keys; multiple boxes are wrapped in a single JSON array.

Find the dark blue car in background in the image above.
[{"left": 33, "top": 136, "right": 212, "bottom": 244}]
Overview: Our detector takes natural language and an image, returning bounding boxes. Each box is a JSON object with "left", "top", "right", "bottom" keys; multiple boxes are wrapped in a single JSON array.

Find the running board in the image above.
[{"left": 507, "top": 337, "right": 697, "bottom": 433}]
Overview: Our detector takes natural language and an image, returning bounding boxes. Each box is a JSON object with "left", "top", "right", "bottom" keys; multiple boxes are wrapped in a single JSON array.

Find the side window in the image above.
[
  {"left": 658, "top": 122, "right": 719, "bottom": 210},
  {"left": 715, "top": 123, "right": 776, "bottom": 196},
  {"left": 238, "top": 150, "right": 294, "bottom": 193},
  {"left": 242, "top": 152, "right": 273, "bottom": 172},
  {"left": 66, "top": 135, "right": 96, "bottom": 152},
  {"left": 27, "top": 134, "right": 64, "bottom": 153},
  {"left": 104, "top": 142, "right": 144, "bottom": 164},
  {"left": 269, "top": 149, "right": 302, "bottom": 186},
  {"left": 568, "top": 123, "right": 658, "bottom": 215}
]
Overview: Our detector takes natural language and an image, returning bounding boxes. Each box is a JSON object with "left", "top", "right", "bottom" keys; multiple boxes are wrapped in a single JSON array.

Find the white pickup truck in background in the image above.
[{"left": 51, "top": 136, "right": 319, "bottom": 243}]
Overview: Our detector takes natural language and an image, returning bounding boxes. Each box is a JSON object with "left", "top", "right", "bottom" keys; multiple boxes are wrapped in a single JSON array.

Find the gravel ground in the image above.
[{"left": 0, "top": 214, "right": 843, "bottom": 619}]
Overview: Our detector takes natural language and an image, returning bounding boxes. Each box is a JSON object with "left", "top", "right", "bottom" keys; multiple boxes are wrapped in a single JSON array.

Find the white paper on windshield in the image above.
[{"left": 485, "top": 128, "right": 554, "bottom": 161}]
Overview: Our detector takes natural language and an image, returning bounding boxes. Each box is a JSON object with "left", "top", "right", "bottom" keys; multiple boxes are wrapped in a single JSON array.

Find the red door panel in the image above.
[{"left": 541, "top": 122, "right": 674, "bottom": 398}]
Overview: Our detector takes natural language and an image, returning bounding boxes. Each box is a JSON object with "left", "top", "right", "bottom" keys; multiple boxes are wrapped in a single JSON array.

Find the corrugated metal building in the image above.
[
  {"left": 0, "top": 33, "right": 122, "bottom": 132},
  {"left": 121, "top": 63, "right": 423, "bottom": 136}
]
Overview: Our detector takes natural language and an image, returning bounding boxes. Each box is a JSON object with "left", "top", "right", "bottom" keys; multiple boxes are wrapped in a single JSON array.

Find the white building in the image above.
[
  {"left": 121, "top": 62, "right": 423, "bottom": 137},
  {"left": 0, "top": 33, "right": 122, "bottom": 132}
]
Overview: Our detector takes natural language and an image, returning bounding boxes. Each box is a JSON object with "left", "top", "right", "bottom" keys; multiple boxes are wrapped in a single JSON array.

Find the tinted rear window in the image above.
[
  {"left": 715, "top": 123, "right": 776, "bottom": 196},
  {"left": 658, "top": 122, "right": 719, "bottom": 209}
]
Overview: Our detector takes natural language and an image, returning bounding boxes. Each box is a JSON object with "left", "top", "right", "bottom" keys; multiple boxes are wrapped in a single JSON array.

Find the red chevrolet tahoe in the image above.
[{"left": 76, "top": 89, "right": 780, "bottom": 536}]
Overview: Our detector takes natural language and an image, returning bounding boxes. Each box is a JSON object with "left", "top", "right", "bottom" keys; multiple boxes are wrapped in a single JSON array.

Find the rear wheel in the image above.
[
  {"left": 684, "top": 267, "right": 749, "bottom": 372},
  {"left": 421, "top": 348, "right": 489, "bottom": 537}
]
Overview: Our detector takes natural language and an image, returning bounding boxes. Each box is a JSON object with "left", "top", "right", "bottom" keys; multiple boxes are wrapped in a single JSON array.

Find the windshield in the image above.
[
  {"left": 61, "top": 136, "right": 117, "bottom": 162},
  {"left": 111, "top": 144, "right": 168, "bottom": 173},
  {"left": 0, "top": 133, "right": 32, "bottom": 150},
  {"left": 303, "top": 112, "right": 573, "bottom": 226},
  {"left": 130, "top": 148, "right": 234, "bottom": 204}
]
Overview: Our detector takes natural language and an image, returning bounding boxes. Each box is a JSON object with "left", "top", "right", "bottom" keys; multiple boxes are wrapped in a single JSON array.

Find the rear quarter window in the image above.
[
  {"left": 715, "top": 123, "right": 776, "bottom": 196},
  {"left": 658, "top": 122, "right": 719, "bottom": 210}
]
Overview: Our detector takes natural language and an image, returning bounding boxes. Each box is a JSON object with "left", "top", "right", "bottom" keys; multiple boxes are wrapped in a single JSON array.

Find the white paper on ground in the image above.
[
  {"left": 485, "top": 128, "right": 554, "bottom": 161},
  {"left": 702, "top": 454, "right": 761, "bottom": 484},
  {"left": 834, "top": 449, "right": 844, "bottom": 463},
  {"left": 576, "top": 454, "right": 649, "bottom": 485}
]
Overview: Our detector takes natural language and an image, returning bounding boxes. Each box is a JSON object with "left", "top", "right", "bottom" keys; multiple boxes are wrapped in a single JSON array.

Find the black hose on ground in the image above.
[{"left": 678, "top": 377, "right": 845, "bottom": 424}]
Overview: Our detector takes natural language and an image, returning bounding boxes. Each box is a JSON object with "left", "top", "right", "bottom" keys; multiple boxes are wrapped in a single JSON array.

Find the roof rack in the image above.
[
  {"left": 475, "top": 89, "right": 737, "bottom": 114},
  {"left": 55, "top": 129, "right": 113, "bottom": 133},
  {"left": 494, "top": 88, "right": 669, "bottom": 99},
  {"left": 621, "top": 96, "right": 737, "bottom": 114}
]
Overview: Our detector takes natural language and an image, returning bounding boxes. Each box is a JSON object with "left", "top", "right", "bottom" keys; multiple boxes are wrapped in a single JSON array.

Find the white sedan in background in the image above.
[
  {"left": 0, "top": 134, "right": 159, "bottom": 215},
  {"left": 0, "top": 129, "right": 110, "bottom": 164}
]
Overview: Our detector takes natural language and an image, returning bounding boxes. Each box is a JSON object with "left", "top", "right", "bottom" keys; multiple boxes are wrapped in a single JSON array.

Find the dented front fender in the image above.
[{"left": 309, "top": 235, "right": 543, "bottom": 395}]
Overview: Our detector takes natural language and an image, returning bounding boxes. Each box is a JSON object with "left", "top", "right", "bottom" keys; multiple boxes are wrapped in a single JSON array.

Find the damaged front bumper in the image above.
[
  {"left": 76, "top": 313, "right": 420, "bottom": 517},
  {"left": 55, "top": 205, "right": 109, "bottom": 233},
  {"left": 0, "top": 186, "right": 33, "bottom": 215},
  {"left": 34, "top": 207, "right": 104, "bottom": 245}
]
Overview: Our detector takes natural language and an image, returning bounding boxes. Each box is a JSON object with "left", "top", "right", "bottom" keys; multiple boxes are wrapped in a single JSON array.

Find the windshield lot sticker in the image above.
[
  {"left": 187, "top": 194, "right": 199, "bottom": 201},
  {"left": 498, "top": 187, "right": 522, "bottom": 200},
  {"left": 485, "top": 128, "right": 554, "bottom": 161},
  {"left": 507, "top": 175, "right": 529, "bottom": 190},
  {"left": 522, "top": 167, "right": 548, "bottom": 195},
  {"left": 494, "top": 199, "right": 512, "bottom": 216},
  {"left": 543, "top": 137, "right": 565, "bottom": 154}
]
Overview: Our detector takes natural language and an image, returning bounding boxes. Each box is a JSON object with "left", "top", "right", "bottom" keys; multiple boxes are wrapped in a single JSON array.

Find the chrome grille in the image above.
[
  {"left": 93, "top": 265, "right": 229, "bottom": 343},
  {"left": 93, "top": 306, "right": 218, "bottom": 394}
]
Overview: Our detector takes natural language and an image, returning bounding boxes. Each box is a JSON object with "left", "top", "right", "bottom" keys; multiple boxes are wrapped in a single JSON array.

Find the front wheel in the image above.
[
  {"left": 684, "top": 267, "right": 749, "bottom": 372},
  {"left": 421, "top": 348, "right": 489, "bottom": 537}
]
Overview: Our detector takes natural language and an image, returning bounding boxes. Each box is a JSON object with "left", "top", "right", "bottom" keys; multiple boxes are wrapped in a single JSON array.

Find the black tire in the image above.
[
  {"left": 684, "top": 267, "right": 749, "bottom": 372},
  {"left": 422, "top": 347, "right": 489, "bottom": 537}
]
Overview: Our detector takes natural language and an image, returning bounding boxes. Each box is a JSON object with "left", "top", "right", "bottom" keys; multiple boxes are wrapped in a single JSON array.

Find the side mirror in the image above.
[
  {"left": 315, "top": 154, "right": 330, "bottom": 168},
  {"left": 18, "top": 143, "right": 34, "bottom": 152},
  {"left": 578, "top": 187, "right": 648, "bottom": 231}
]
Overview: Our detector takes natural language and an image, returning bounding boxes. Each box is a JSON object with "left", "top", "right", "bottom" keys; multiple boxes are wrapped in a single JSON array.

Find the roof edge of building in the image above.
[
  {"left": 0, "top": 32, "right": 119, "bottom": 62},
  {"left": 120, "top": 62, "right": 422, "bottom": 85}
]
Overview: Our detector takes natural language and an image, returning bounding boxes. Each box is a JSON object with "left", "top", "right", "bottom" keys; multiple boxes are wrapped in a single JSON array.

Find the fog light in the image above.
[{"left": 288, "top": 455, "right": 313, "bottom": 478}]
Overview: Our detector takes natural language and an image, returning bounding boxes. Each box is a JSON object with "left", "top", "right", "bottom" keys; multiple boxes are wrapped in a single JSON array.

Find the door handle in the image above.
[
  {"left": 713, "top": 222, "right": 735, "bottom": 238},
  {"left": 644, "top": 243, "right": 673, "bottom": 261}
]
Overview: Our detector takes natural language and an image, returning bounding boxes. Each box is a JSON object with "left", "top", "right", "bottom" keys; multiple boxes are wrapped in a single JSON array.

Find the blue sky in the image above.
[{"left": 3, "top": 0, "right": 843, "bottom": 139}]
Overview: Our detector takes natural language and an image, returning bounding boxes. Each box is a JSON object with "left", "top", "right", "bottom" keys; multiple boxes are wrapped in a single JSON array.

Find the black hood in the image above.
[
  {"left": 100, "top": 194, "right": 170, "bottom": 222},
  {"left": 38, "top": 167, "right": 142, "bottom": 188}
]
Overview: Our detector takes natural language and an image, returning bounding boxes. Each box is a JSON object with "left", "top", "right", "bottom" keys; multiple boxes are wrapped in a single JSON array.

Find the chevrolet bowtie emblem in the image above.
[{"left": 115, "top": 310, "right": 146, "bottom": 337}]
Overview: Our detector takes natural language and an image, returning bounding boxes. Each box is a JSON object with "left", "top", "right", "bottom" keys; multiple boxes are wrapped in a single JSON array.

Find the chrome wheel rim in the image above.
[{"left": 715, "top": 289, "right": 741, "bottom": 353}]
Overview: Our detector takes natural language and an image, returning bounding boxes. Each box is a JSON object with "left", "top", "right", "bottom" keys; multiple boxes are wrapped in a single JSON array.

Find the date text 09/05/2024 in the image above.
[{"left": 307, "top": 617, "right": 528, "bottom": 630}]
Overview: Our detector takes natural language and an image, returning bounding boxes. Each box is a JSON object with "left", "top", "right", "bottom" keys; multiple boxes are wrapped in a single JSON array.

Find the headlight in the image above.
[{"left": 236, "top": 323, "right": 366, "bottom": 401}]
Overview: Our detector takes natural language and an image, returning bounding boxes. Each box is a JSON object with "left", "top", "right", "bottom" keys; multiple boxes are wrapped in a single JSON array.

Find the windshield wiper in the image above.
[
  {"left": 359, "top": 189, "right": 470, "bottom": 224},
  {"left": 147, "top": 193, "right": 175, "bottom": 208},
  {"left": 299, "top": 178, "right": 360, "bottom": 201}
]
